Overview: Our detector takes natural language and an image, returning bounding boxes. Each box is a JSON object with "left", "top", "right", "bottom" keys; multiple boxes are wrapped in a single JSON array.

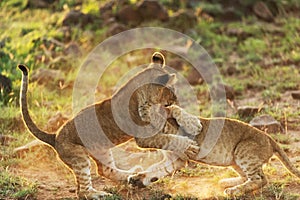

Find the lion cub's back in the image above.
[{"left": 196, "top": 117, "right": 267, "bottom": 165}]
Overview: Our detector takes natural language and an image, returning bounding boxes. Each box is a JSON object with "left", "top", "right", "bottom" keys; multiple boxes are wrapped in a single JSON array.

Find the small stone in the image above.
[
  {"left": 62, "top": 10, "right": 93, "bottom": 27},
  {"left": 187, "top": 68, "right": 203, "bottom": 85},
  {"left": 226, "top": 66, "right": 239, "bottom": 76},
  {"left": 116, "top": 5, "right": 142, "bottom": 25},
  {"left": 250, "top": 115, "right": 284, "bottom": 134},
  {"left": 137, "top": 0, "right": 169, "bottom": 21},
  {"left": 237, "top": 106, "right": 262, "bottom": 118},
  {"left": 291, "top": 91, "right": 300, "bottom": 100},
  {"left": 26, "top": 0, "right": 55, "bottom": 8},
  {"left": 253, "top": 1, "right": 274, "bottom": 22}
]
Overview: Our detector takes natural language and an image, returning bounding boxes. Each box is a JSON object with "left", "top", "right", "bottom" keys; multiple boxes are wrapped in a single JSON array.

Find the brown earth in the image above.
[{"left": 10, "top": 130, "right": 300, "bottom": 199}]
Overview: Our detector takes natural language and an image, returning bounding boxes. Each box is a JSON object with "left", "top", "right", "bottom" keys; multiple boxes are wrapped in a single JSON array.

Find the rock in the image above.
[
  {"left": 31, "top": 68, "right": 64, "bottom": 85},
  {"left": 167, "top": 58, "right": 184, "bottom": 71},
  {"left": 107, "top": 23, "right": 127, "bottom": 36},
  {"left": 26, "top": 0, "right": 56, "bottom": 8},
  {"left": 169, "top": 10, "right": 197, "bottom": 32},
  {"left": 250, "top": 115, "right": 284, "bottom": 134},
  {"left": 45, "top": 112, "right": 68, "bottom": 132},
  {"left": 64, "top": 42, "right": 82, "bottom": 57},
  {"left": 187, "top": 68, "right": 203, "bottom": 85},
  {"left": 211, "top": 83, "right": 235, "bottom": 101},
  {"left": 0, "top": 74, "right": 12, "bottom": 94},
  {"left": 137, "top": 0, "right": 169, "bottom": 21},
  {"left": 291, "top": 91, "right": 300, "bottom": 100},
  {"left": 253, "top": 1, "right": 274, "bottom": 22},
  {"left": 62, "top": 10, "right": 93, "bottom": 27},
  {"left": 116, "top": 5, "right": 142, "bottom": 26},
  {"left": 237, "top": 106, "right": 262, "bottom": 117}
]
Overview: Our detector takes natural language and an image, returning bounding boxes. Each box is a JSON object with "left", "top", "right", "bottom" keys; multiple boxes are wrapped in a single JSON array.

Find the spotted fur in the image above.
[
  {"left": 129, "top": 105, "right": 300, "bottom": 196},
  {"left": 18, "top": 52, "right": 199, "bottom": 199}
]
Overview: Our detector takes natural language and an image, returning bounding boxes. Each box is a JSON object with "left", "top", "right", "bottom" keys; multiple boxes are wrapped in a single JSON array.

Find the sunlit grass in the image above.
[{"left": 0, "top": 170, "right": 37, "bottom": 199}]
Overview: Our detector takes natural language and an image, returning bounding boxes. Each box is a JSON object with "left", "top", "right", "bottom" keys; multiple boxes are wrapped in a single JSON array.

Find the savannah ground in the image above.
[{"left": 1, "top": 0, "right": 300, "bottom": 199}]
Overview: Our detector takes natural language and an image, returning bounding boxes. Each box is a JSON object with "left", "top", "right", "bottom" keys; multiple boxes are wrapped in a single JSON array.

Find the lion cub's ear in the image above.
[
  {"left": 151, "top": 52, "right": 165, "bottom": 66},
  {"left": 155, "top": 73, "right": 177, "bottom": 86}
]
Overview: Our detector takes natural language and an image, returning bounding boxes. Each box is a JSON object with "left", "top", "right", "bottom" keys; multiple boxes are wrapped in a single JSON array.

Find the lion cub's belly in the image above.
[{"left": 197, "top": 143, "right": 235, "bottom": 166}]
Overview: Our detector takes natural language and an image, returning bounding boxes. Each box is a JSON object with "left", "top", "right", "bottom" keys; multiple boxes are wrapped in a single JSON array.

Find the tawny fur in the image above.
[
  {"left": 18, "top": 52, "right": 200, "bottom": 199},
  {"left": 130, "top": 105, "right": 300, "bottom": 196}
]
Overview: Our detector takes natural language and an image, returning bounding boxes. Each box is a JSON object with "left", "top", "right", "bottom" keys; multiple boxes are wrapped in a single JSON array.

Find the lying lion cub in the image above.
[{"left": 129, "top": 105, "right": 300, "bottom": 196}]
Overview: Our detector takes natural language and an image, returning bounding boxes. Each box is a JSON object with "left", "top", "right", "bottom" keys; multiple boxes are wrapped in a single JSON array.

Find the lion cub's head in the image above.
[{"left": 131, "top": 52, "right": 178, "bottom": 107}]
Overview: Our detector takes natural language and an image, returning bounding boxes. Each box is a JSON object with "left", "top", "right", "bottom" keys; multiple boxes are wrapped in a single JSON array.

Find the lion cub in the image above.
[
  {"left": 18, "top": 53, "right": 201, "bottom": 199},
  {"left": 131, "top": 105, "right": 300, "bottom": 196}
]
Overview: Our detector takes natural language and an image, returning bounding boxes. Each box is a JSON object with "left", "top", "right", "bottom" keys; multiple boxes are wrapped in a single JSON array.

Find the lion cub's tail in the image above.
[
  {"left": 18, "top": 64, "right": 56, "bottom": 147},
  {"left": 270, "top": 138, "right": 300, "bottom": 178}
]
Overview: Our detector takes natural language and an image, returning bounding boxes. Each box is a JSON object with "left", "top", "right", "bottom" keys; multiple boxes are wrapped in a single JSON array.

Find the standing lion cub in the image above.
[{"left": 18, "top": 52, "right": 201, "bottom": 199}]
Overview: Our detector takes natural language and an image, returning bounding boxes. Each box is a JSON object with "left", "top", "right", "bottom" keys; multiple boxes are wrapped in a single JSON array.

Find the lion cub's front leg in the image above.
[
  {"left": 166, "top": 105, "right": 202, "bottom": 136},
  {"left": 137, "top": 102, "right": 199, "bottom": 160},
  {"left": 135, "top": 133, "right": 199, "bottom": 160}
]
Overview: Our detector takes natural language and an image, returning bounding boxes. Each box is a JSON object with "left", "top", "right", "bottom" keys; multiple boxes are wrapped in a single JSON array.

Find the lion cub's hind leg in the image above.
[
  {"left": 224, "top": 140, "right": 270, "bottom": 196},
  {"left": 219, "top": 166, "right": 247, "bottom": 188},
  {"left": 57, "top": 143, "right": 111, "bottom": 200}
]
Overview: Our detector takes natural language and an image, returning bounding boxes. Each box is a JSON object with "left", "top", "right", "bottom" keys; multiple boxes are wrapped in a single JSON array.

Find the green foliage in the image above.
[
  {"left": 0, "top": 170, "right": 37, "bottom": 199},
  {"left": 0, "top": 0, "right": 300, "bottom": 199}
]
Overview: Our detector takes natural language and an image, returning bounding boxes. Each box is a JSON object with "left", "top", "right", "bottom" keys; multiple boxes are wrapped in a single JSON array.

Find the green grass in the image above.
[
  {"left": 0, "top": 170, "right": 37, "bottom": 199},
  {"left": 0, "top": 0, "right": 300, "bottom": 199}
]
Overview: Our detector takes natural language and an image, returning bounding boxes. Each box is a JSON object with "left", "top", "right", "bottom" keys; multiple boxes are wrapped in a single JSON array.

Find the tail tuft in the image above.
[{"left": 18, "top": 64, "right": 29, "bottom": 76}]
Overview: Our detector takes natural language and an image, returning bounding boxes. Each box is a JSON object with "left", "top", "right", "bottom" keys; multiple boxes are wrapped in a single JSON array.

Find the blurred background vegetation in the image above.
[{"left": 0, "top": 0, "right": 300, "bottom": 199}]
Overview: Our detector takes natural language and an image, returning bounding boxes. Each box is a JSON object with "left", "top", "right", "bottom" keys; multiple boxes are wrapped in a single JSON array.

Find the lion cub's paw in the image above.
[
  {"left": 184, "top": 140, "right": 200, "bottom": 159},
  {"left": 168, "top": 105, "right": 202, "bottom": 136},
  {"left": 79, "top": 190, "right": 112, "bottom": 200},
  {"left": 224, "top": 186, "right": 243, "bottom": 197},
  {"left": 181, "top": 116, "right": 202, "bottom": 136}
]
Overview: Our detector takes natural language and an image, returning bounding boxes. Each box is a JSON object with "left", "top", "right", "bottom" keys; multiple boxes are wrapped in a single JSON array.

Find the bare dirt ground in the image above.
[{"left": 10, "top": 130, "right": 300, "bottom": 200}]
